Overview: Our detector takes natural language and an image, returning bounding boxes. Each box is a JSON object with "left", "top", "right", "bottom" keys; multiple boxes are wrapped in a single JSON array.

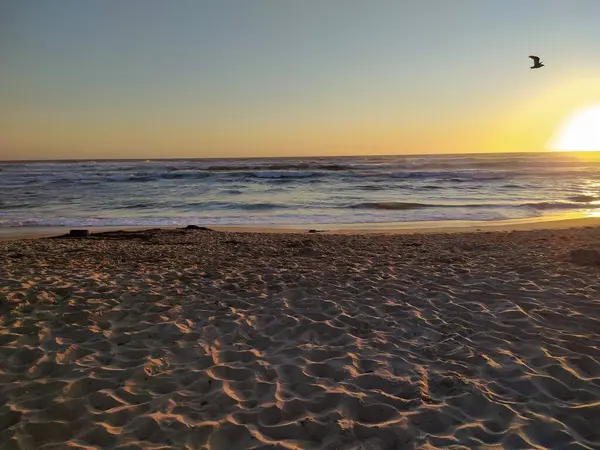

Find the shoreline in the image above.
[{"left": 3, "top": 213, "right": 600, "bottom": 240}]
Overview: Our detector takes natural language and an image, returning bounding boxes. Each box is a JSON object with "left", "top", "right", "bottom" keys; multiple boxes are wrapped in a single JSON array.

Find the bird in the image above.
[{"left": 529, "top": 55, "right": 544, "bottom": 69}]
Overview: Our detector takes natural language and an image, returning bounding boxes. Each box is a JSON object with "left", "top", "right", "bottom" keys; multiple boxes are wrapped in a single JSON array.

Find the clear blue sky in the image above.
[{"left": 2, "top": 0, "right": 600, "bottom": 159}]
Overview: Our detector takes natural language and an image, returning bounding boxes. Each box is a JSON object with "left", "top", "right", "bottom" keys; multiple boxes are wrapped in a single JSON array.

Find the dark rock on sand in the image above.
[
  {"left": 569, "top": 248, "right": 600, "bottom": 266},
  {"left": 185, "top": 225, "right": 211, "bottom": 231},
  {"left": 69, "top": 229, "right": 90, "bottom": 237}
]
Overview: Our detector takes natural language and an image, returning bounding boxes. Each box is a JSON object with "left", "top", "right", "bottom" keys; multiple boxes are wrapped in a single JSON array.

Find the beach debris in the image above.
[
  {"left": 69, "top": 229, "right": 90, "bottom": 237},
  {"left": 308, "top": 229, "right": 326, "bottom": 233},
  {"left": 185, "top": 225, "right": 211, "bottom": 231},
  {"left": 569, "top": 248, "right": 600, "bottom": 266}
]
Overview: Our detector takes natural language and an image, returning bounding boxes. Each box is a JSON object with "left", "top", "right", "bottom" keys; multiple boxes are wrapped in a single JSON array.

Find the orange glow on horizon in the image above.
[{"left": 3, "top": 76, "right": 600, "bottom": 160}]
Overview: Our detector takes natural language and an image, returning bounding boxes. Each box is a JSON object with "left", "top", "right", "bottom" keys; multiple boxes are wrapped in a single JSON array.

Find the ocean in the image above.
[{"left": 2, "top": 152, "right": 600, "bottom": 229}]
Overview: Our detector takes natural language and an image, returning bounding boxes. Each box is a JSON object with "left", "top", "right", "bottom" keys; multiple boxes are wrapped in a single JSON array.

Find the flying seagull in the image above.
[{"left": 529, "top": 55, "right": 544, "bottom": 69}]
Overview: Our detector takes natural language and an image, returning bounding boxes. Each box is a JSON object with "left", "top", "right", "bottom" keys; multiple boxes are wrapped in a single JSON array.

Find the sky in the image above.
[{"left": 1, "top": 0, "right": 600, "bottom": 160}]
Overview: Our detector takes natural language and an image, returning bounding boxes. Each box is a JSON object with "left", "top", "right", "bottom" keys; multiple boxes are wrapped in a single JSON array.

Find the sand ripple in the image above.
[{"left": 1, "top": 227, "right": 600, "bottom": 448}]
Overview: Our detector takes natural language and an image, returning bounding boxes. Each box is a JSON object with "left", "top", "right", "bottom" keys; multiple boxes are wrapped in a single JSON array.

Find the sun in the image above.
[{"left": 549, "top": 105, "right": 600, "bottom": 151}]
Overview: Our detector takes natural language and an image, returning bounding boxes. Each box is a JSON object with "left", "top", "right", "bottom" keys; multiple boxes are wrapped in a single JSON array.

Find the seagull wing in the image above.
[{"left": 529, "top": 55, "right": 541, "bottom": 64}]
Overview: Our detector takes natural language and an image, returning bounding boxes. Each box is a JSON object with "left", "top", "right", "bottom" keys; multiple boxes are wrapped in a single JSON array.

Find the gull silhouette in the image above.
[{"left": 529, "top": 55, "right": 544, "bottom": 69}]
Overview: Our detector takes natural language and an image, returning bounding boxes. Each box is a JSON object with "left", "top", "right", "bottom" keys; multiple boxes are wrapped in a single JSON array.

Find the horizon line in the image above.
[{"left": 0, "top": 150, "right": 579, "bottom": 164}]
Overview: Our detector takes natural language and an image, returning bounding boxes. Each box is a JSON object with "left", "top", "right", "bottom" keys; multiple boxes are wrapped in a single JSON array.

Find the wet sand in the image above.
[
  {"left": 3, "top": 214, "right": 600, "bottom": 241},
  {"left": 1, "top": 226, "right": 600, "bottom": 449}
]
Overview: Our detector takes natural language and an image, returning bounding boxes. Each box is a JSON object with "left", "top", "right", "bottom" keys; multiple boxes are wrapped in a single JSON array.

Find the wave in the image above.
[
  {"left": 350, "top": 199, "right": 600, "bottom": 211},
  {"left": 109, "top": 172, "right": 213, "bottom": 182},
  {"left": 8, "top": 170, "right": 322, "bottom": 184},
  {"left": 113, "top": 200, "right": 290, "bottom": 211},
  {"left": 206, "top": 163, "right": 309, "bottom": 172},
  {"left": 369, "top": 170, "right": 512, "bottom": 182},
  {"left": 1, "top": 169, "right": 513, "bottom": 186},
  {"left": 159, "top": 172, "right": 212, "bottom": 180},
  {"left": 204, "top": 162, "right": 371, "bottom": 172},
  {"left": 349, "top": 202, "right": 444, "bottom": 210},
  {"left": 118, "top": 199, "right": 600, "bottom": 212},
  {"left": 251, "top": 171, "right": 317, "bottom": 179},
  {"left": 4, "top": 153, "right": 600, "bottom": 174},
  {"left": 349, "top": 202, "right": 520, "bottom": 210},
  {"left": 521, "top": 201, "right": 600, "bottom": 210},
  {"left": 188, "top": 155, "right": 600, "bottom": 173},
  {"left": 7, "top": 163, "right": 599, "bottom": 187},
  {"left": 234, "top": 203, "right": 288, "bottom": 210},
  {"left": 568, "top": 195, "right": 600, "bottom": 203},
  {"left": 117, "top": 202, "right": 159, "bottom": 210},
  {"left": 3, "top": 171, "right": 215, "bottom": 185},
  {"left": 357, "top": 185, "right": 388, "bottom": 191},
  {"left": 186, "top": 201, "right": 289, "bottom": 211}
]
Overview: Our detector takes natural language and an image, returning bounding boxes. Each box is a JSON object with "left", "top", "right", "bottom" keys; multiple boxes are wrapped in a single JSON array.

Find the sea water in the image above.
[{"left": 2, "top": 152, "right": 600, "bottom": 228}]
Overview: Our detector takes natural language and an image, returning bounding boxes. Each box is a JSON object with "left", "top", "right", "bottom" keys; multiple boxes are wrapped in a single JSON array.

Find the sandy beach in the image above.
[{"left": 1, "top": 226, "right": 600, "bottom": 449}]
